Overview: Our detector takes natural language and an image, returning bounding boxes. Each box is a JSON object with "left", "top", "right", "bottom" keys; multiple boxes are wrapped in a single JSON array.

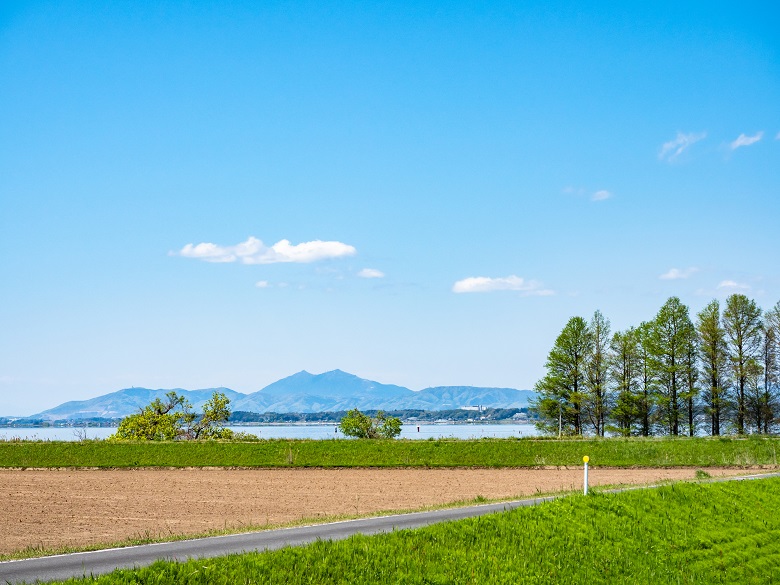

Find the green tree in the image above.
[
  {"left": 112, "top": 391, "right": 188, "bottom": 441},
  {"left": 636, "top": 322, "right": 656, "bottom": 436},
  {"left": 531, "top": 316, "right": 591, "bottom": 436},
  {"left": 680, "top": 331, "right": 699, "bottom": 437},
  {"left": 761, "top": 302, "right": 780, "bottom": 433},
  {"left": 112, "top": 391, "right": 233, "bottom": 441},
  {"left": 745, "top": 357, "right": 765, "bottom": 433},
  {"left": 584, "top": 310, "right": 611, "bottom": 436},
  {"left": 183, "top": 391, "right": 233, "bottom": 440},
  {"left": 723, "top": 294, "right": 763, "bottom": 434},
  {"left": 696, "top": 300, "right": 729, "bottom": 436},
  {"left": 338, "top": 409, "right": 402, "bottom": 439},
  {"left": 647, "top": 297, "right": 696, "bottom": 436},
  {"left": 608, "top": 327, "right": 642, "bottom": 436}
]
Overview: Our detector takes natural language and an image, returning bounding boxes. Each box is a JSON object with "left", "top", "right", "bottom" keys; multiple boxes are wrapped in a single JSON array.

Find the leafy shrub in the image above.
[
  {"left": 110, "top": 391, "right": 233, "bottom": 441},
  {"left": 339, "top": 409, "right": 402, "bottom": 439}
]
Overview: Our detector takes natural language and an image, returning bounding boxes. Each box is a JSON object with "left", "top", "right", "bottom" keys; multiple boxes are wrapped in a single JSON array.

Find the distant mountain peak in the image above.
[
  {"left": 321, "top": 369, "right": 356, "bottom": 379},
  {"left": 23, "top": 370, "right": 535, "bottom": 419}
]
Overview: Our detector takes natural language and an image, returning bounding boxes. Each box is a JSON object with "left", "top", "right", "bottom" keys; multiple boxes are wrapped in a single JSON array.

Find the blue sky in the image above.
[{"left": 1, "top": 1, "right": 778, "bottom": 415}]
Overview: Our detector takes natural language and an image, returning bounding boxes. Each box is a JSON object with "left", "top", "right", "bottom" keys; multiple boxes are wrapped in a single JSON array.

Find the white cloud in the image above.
[
  {"left": 717, "top": 280, "right": 751, "bottom": 291},
  {"left": 563, "top": 186, "right": 612, "bottom": 202},
  {"left": 179, "top": 242, "right": 237, "bottom": 263},
  {"left": 358, "top": 268, "right": 385, "bottom": 279},
  {"left": 659, "top": 267, "right": 699, "bottom": 280},
  {"left": 179, "top": 236, "right": 357, "bottom": 264},
  {"left": 658, "top": 131, "right": 706, "bottom": 161},
  {"left": 730, "top": 131, "right": 763, "bottom": 150},
  {"left": 255, "top": 280, "right": 270, "bottom": 288},
  {"left": 452, "top": 275, "right": 554, "bottom": 295}
]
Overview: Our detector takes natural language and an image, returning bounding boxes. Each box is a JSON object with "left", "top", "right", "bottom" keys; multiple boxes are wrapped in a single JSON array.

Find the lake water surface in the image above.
[{"left": 1, "top": 423, "right": 538, "bottom": 442}]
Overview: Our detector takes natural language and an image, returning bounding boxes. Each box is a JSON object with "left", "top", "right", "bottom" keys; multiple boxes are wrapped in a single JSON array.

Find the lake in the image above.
[{"left": 0, "top": 423, "right": 539, "bottom": 442}]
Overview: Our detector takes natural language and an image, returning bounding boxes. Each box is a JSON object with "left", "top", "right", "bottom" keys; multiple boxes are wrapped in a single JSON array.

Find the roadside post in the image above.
[{"left": 583, "top": 456, "right": 589, "bottom": 495}]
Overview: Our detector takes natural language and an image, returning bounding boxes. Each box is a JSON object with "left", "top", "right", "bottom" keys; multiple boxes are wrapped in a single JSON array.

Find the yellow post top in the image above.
[{"left": 583, "top": 456, "right": 590, "bottom": 463}]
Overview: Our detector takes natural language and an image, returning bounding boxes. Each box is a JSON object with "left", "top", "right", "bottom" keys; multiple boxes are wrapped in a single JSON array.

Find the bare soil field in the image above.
[{"left": 0, "top": 467, "right": 755, "bottom": 555}]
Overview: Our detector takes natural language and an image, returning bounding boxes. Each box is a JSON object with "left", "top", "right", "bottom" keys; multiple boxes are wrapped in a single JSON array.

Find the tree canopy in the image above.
[
  {"left": 532, "top": 295, "right": 780, "bottom": 437},
  {"left": 532, "top": 316, "right": 591, "bottom": 436},
  {"left": 112, "top": 391, "right": 233, "bottom": 441},
  {"left": 338, "top": 408, "right": 402, "bottom": 439}
]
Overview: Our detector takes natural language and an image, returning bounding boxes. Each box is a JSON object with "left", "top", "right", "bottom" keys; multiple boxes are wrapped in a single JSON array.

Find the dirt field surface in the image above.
[{"left": 0, "top": 467, "right": 757, "bottom": 555}]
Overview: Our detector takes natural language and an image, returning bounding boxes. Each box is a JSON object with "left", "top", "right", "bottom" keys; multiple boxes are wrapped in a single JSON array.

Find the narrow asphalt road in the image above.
[
  {"left": 0, "top": 496, "right": 555, "bottom": 584},
  {"left": 1, "top": 472, "right": 777, "bottom": 584}
]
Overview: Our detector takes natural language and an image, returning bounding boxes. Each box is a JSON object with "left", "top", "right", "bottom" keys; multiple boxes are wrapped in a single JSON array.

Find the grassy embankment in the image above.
[
  {"left": 47, "top": 476, "right": 780, "bottom": 584},
  {"left": 1, "top": 436, "right": 779, "bottom": 468}
]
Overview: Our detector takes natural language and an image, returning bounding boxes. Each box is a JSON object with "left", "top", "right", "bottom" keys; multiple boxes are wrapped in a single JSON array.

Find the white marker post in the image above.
[{"left": 583, "top": 456, "right": 589, "bottom": 495}]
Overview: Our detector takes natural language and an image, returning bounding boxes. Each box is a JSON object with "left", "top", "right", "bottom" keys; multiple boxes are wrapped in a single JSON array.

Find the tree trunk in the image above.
[{"left": 688, "top": 396, "right": 694, "bottom": 436}]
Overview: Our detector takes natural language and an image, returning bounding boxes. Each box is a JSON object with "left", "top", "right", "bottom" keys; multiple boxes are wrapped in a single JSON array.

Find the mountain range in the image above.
[{"left": 27, "top": 369, "right": 535, "bottom": 420}]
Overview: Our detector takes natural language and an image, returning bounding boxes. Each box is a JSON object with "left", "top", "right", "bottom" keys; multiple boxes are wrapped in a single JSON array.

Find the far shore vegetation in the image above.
[{"left": 0, "top": 407, "right": 532, "bottom": 429}]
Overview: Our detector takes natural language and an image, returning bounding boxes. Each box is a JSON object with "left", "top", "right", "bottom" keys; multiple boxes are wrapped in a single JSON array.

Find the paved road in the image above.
[
  {"left": 0, "top": 496, "right": 555, "bottom": 583},
  {"left": 2, "top": 472, "right": 777, "bottom": 584}
]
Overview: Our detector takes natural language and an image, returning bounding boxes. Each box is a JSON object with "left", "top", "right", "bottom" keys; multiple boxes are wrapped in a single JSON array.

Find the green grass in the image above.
[
  {"left": 1, "top": 436, "right": 779, "bottom": 468},
  {"left": 47, "top": 476, "right": 780, "bottom": 584}
]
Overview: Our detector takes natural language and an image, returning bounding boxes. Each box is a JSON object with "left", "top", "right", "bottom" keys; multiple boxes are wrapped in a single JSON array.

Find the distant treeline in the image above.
[
  {"left": 0, "top": 417, "right": 121, "bottom": 428},
  {"left": 230, "top": 408, "right": 530, "bottom": 424},
  {"left": 0, "top": 408, "right": 530, "bottom": 428}
]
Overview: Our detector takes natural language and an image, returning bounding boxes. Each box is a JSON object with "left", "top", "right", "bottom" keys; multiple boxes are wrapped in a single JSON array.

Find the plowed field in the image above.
[{"left": 0, "top": 467, "right": 752, "bottom": 554}]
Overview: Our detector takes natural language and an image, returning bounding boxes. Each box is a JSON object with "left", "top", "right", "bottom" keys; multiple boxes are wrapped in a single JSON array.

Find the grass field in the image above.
[
  {"left": 1, "top": 436, "right": 779, "bottom": 468},
  {"left": 46, "top": 476, "right": 780, "bottom": 584}
]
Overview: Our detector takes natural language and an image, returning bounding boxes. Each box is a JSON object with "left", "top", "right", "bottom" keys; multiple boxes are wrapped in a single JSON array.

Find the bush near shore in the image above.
[
  {"left": 1, "top": 436, "right": 779, "bottom": 468},
  {"left": 50, "top": 476, "right": 780, "bottom": 584}
]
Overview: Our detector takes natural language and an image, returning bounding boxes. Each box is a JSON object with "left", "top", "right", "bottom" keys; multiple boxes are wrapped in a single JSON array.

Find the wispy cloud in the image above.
[
  {"left": 255, "top": 280, "right": 270, "bottom": 288},
  {"left": 179, "top": 236, "right": 357, "bottom": 264},
  {"left": 452, "top": 275, "right": 554, "bottom": 295},
  {"left": 717, "top": 280, "right": 751, "bottom": 291},
  {"left": 658, "top": 131, "right": 706, "bottom": 161},
  {"left": 563, "top": 186, "right": 612, "bottom": 202},
  {"left": 659, "top": 267, "right": 699, "bottom": 280},
  {"left": 358, "top": 268, "right": 385, "bottom": 279},
  {"left": 730, "top": 131, "right": 763, "bottom": 150}
]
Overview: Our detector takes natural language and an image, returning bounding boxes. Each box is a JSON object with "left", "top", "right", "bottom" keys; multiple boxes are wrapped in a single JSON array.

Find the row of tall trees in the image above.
[{"left": 531, "top": 295, "right": 780, "bottom": 436}]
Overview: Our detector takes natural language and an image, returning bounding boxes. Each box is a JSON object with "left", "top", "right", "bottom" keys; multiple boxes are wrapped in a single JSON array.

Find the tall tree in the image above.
[
  {"left": 647, "top": 297, "right": 696, "bottom": 436},
  {"left": 745, "top": 357, "right": 764, "bottom": 433},
  {"left": 608, "top": 327, "right": 641, "bottom": 436},
  {"left": 759, "top": 304, "right": 780, "bottom": 433},
  {"left": 723, "top": 294, "right": 763, "bottom": 434},
  {"left": 584, "top": 310, "right": 611, "bottom": 436},
  {"left": 696, "top": 300, "right": 729, "bottom": 436},
  {"left": 680, "top": 332, "right": 699, "bottom": 436},
  {"left": 531, "top": 316, "right": 592, "bottom": 436},
  {"left": 636, "top": 322, "right": 656, "bottom": 436}
]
